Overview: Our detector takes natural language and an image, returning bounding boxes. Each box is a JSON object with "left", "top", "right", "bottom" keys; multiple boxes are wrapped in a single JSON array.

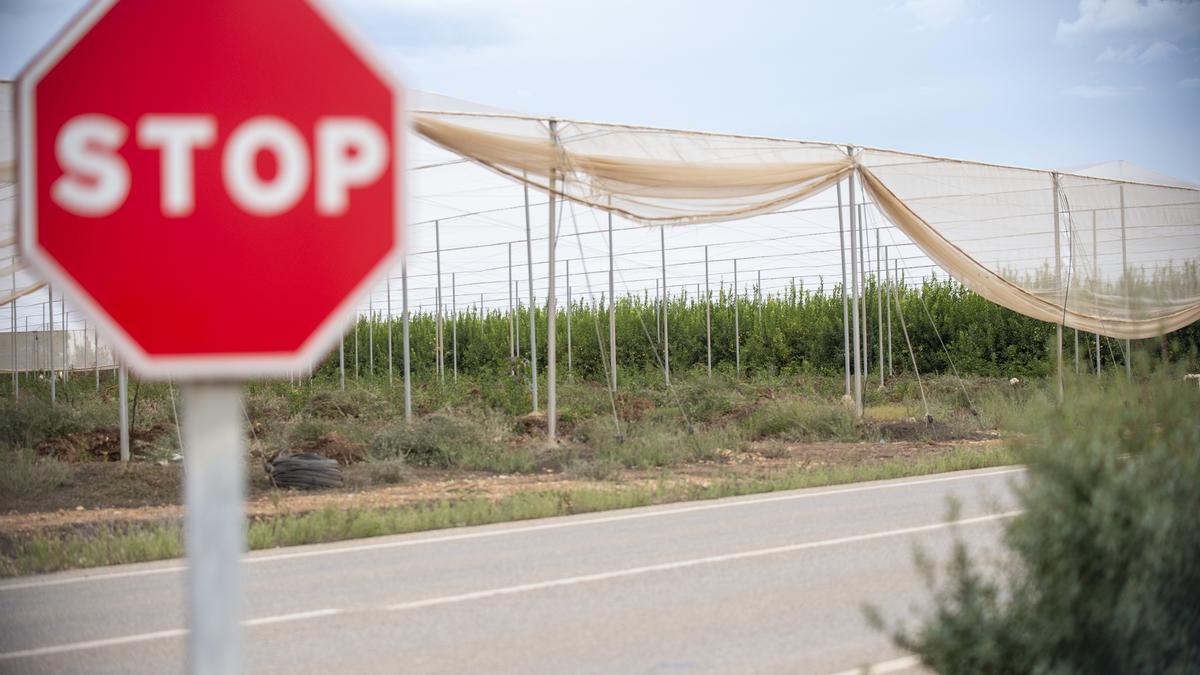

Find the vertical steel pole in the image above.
[
  {"left": 566, "top": 259, "right": 572, "bottom": 380},
  {"left": 1120, "top": 185, "right": 1131, "bottom": 378},
  {"left": 9, "top": 261, "right": 16, "bottom": 398},
  {"left": 860, "top": 204, "right": 869, "bottom": 379},
  {"left": 885, "top": 246, "right": 893, "bottom": 376},
  {"left": 386, "top": 275, "right": 394, "bottom": 388},
  {"left": 1053, "top": 172, "right": 1064, "bottom": 403},
  {"left": 61, "top": 301, "right": 68, "bottom": 384},
  {"left": 435, "top": 220, "right": 444, "bottom": 385},
  {"left": 182, "top": 382, "right": 245, "bottom": 675},
  {"left": 546, "top": 121, "right": 558, "bottom": 441},
  {"left": 515, "top": 280, "right": 522, "bottom": 364},
  {"left": 734, "top": 258, "right": 741, "bottom": 377},
  {"left": 756, "top": 269, "right": 762, "bottom": 328},
  {"left": 705, "top": 245, "right": 712, "bottom": 380},
  {"left": 524, "top": 179, "right": 538, "bottom": 411},
  {"left": 661, "top": 226, "right": 669, "bottom": 386},
  {"left": 876, "top": 228, "right": 883, "bottom": 387},
  {"left": 838, "top": 183, "right": 850, "bottom": 397},
  {"left": 452, "top": 272, "right": 458, "bottom": 383},
  {"left": 367, "top": 292, "right": 374, "bottom": 378},
  {"left": 353, "top": 310, "right": 359, "bottom": 380},
  {"left": 849, "top": 157, "right": 863, "bottom": 417},
  {"left": 507, "top": 242, "right": 514, "bottom": 369},
  {"left": 655, "top": 278, "right": 660, "bottom": 342},
  {"left": 118, "top": 363, "right": 130, "bottom": 461},
  {"left": 1093, "top": 210, "right": 1100, "bottom": 376},
  {"left": 94, "top": 327, "right": 99, "bottom": 391},
  {"left": 608, "top": 211, "right": 617, "bottom": 393},
  {"left": 48, "top": 285, "right": 55, "bottom": 403},
  {"left": 339, "top": 328, "right": 345, "bottom": 391},
  {"left": 402, "top": 256, "right": 412, "bottom": 422}
]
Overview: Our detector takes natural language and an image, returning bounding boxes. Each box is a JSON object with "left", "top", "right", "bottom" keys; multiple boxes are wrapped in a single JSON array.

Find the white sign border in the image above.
[{"left": 17, "top": 0, "right": 408, "bottom": 380}]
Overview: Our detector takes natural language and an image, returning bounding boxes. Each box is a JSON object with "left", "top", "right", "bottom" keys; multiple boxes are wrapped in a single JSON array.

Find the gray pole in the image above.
[
  {"left": 566, "top": 259, "right": 572, "bottom": 380},
  {"left": 849, "top": 157, "right": 863, "bottom": 417},
  {"left": 860, "top": 204, "right": 870, "bottom": 379},
  {"left": 546, "top": 120, "right": 559, "bottom": 441},
  {"left": 181, "top": 382, "right": 245, "bottom": 675},
  {"left": 655, "top": 278, "right": 660, "bottom": 342},
  {"left": 1093, "top": 210, "right": 1100, "bottom": 376},
  {"left": 1120, "top": 185, "right": 1131, "bottom": 378},
  {"left": 353, "top": 309, "right": 359, "bottom": 380},
  {"left": 515, "top": 279, "right": 522, "bottom": 365},
  {"left": 524, "top": 179, "right": 538, "bottom": 411},
  {"left": 386, "top": 274, "right": 394, "bottom": 388},
  {"left": 705, "top": 245, "right": 712, "bottom": 380},
  {"left": 885, "top": 246, "right": 893, "bottom": 376},
  {"left": 339, "top": 328, "right": 345, "bottom": 391},
  {"left": 838, "top": 182, "right": 850, "bottom": 397},
  {"left": 9, "top": 260, "right": 16, "bottom": 398},
  {"left": 876, "top": 228, "right": 884, "bottom": 387},
  {"left": 48, "top": 285, "right": 55, "bottom": 403},
  {"left": 661, "top": 226, "right": 669, "bottom": 386},
  {"left": 367, "top": 291, "right": 374, "bottom": 378},
  {"left": 435, "top": 220, "right": 444, "bottom": 385},
  {"left": 402, "top": 256, "right": 412, "bottom": 423},
  {"left": 734, "top": 258, "right": 741, "bottom": 377},
  {"left": 508, "top": 242, "right": 514, "bottom": 369},
  {"left": 118, "top": 363, "right": 130, "bottom": 461},
  {"left": 1053, "top": 172, "right": 1063, "bottom": 402},
  {"left": 94, "top": 327, "right": 99, "bottom": 391},
  {"left": 451, "top": 272, "right": 458, "bottom": 383},
  {"left": 757, "top": 269, "right": 762, "bottom": 328},
  {"left": 608, "top": 211, "right": 617, "bottom": 393},
  {"left": 62, "top": 301, "right": 68, "bottom": 384}
]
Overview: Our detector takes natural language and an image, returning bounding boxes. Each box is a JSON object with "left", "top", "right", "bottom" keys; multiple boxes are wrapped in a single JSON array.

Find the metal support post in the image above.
[
  {"left": 546, "top": 122, "right": 559, "bottom": 441},
  {"left": 402, "top": 257, "right": 412, "bottom": 422},
  {"left": 182, "top": 382, "right": 245, "bottom": 675},
  {"left": 524, "top": 179, "right": 538, "bottom": 411},
  {"left": 876, "top": 228, "right": 883, "bottom": 387},
  {"left": 608, "top": 211, "right": 617, "bottom": 392},
  {"left": 451, "top": 272, "right": 458, "bottom": 383},
  {"left": 1053, "top": 172, "right": 1063, "bottom": 402},
  {"left": 849, "top": 157, "right": 863, "bottom": 417},
  {"left": 386, "top": 275, "right": 393, "bottom": 387},
  {"left": 49, "top": 285, "right": 55, "bottom": 403},
  {"left": 734, "top": 258, "right": 741, "bottom": 377},
  {"left": 118, "top": 364, "right": 130, "bottom": 461},
  {"left": 838, "top": 182, "right": 850, "bottom": 396},
  {"left": 566, "top": 259, "right": 572, "bottom": 379},
  {"left": 507, "top": 242, "right": 514, "bottom": 368},
  {"left": 705, "top": 245, "right": 712, "bottom": 379},
  {"left": 435, "top": 220, "right": 444, "bottom": 384},
  {"left": 1120, "top": 185, "right": 1131, "bottom": 378},
  {"left": 661, "top": 226, "right": 669, "bottom": 386}
]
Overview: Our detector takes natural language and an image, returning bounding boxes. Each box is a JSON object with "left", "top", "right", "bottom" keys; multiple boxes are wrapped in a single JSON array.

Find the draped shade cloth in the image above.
[
  {"left": 412, "top": 106, "right": 1200, "bottom": 340},
  {"left": 1, "top": 81, "right": 1196, "bottom": 340}
]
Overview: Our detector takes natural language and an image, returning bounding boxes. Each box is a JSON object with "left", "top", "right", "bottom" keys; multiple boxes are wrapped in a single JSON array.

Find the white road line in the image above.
[
  {"left": 0, "top": 608, "right": 343, "bottom": 661},
  {"left": 0, "top": 466, "right": 1023, "bottom": 593},
  {"left": 384, "top": 511, "right": 1020, "bottom": 612},
  {"left": 826, "top": 655, "right": 923, "bottom": 675},
  {"left": 0, "top": 511, "right": 1018, "bottom": 661}
]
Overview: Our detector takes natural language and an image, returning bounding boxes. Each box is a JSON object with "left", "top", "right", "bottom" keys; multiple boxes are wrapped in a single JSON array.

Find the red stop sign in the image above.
[{"left": 17, "top": 0, "right": 404, "bottom": 378}]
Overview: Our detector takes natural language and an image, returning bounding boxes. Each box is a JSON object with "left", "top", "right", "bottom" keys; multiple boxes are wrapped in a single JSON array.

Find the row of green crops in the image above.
[{"left": 327, "top": 276, "right": 1197, "bottom": 382}]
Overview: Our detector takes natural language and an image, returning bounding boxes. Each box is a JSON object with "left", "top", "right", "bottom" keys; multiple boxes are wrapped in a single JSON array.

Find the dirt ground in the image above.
[{"left": 0, "top": 436, "right": 1001, "bottom": 535}]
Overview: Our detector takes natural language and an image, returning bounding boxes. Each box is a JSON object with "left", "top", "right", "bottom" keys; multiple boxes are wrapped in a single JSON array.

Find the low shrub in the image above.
[
  {"left": 0, "top": 449, "right": 71, "bottom": 500},
  {"left": 366, "top": 458, "right": 410, "bottom": 485},
  {"left": 739, "top": 399, "right": 859, "bottom": 442}
]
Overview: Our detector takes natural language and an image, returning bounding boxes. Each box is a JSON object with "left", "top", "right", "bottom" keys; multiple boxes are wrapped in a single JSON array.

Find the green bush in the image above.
[
  {"left": 368, "top": 411, "right": 502, "bottom": 468},
  {"left": 740, "top": 399, "right": 859, "bottom": 442},
  {"left": 366, "top": 458, "right": 410, "bottom": 485},
  {"left": 873, "top": 370, "right": 1200, "bottom": 673}
]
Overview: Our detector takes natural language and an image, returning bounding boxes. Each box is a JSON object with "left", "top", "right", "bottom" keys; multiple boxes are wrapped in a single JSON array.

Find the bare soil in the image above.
[{"left": 0, "top": 435, "right": 1002, "bottom": 535}]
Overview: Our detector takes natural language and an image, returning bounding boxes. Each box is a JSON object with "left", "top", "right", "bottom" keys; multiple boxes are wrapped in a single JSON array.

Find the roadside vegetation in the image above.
[{"left": 869, "top": 363, "right": 1200, "bottom": 673}]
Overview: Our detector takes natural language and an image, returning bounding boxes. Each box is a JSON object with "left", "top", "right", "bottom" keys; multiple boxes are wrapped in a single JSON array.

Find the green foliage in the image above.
[
  {"left": 740, "top": 399, "right": 860, "bottom": 442},
  {"left": 876, "top": 370, "right": 1200, "bottom": 674},
  {"left": 366, "top": 457, "right": 410, "bottom": 485}
]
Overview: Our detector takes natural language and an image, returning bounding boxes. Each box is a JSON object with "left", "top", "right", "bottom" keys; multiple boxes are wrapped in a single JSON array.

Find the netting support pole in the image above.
[
  {"left": 515, "top": 280, "right": 522, "bottom": 368},
  {"left": 386, "top": 275, "right": 393, "bottom": 388},
  {"left": 62, "top": 301, "right": 68, "bottom": 385},
  {"left": 353, "top": 309, "right": 359, "bottom": 381},
  {"left": 756, "top": 269, "right": 762, "bottom": 328},
  {"left": 435, "top": 220, "right": 444, "bottom": 385},
  {"left": 566, "top": 259, "right": 572, "bottom": 380},
  {"left": 118, "top": 363, "right": 130, "bottom": 462},
  {"left": 367, "top": 291, "right": 374, "bottom": 379},
  {"left": 523, "top": 178, "right": 538, "bottom": 412},
  {"left": 1053, "top": 172, "right": 1064, "bottom": 403},
  {"left": 1120, "top": 185, "right": 1131, "bottom": 378},
  {"left": 705, "top": 245, "right": 712, "bottom": 380},
  {"left": 1093, "top": 210, "right": 1100, "bottom": 377},
  {"left": 860, "top": 204, "right": 870, "bottom": 380},
  {"left": 451, "top": 272, "right": 458, "bottom": 384},
  {"left": 848, "top": 158, "right": 863, "bottom": 418},
  {"left": 48, "top": 285, "right": 55, "bottom": 403},
  {"left": 661, "top": 226, "right": 670, "bottom": 386},
  {"left": 402, "top": 256, "right": 412, "bottom": 423},
  {"left": 655, "top": 278, "right": 660, "bottom": 342},
  {"left": 546, "top": 120, "right": 559, "bottom": 442},
  {"left": 734, "top": 258, "right": 741, "bottom": 377},
  {"left": 507, "top": 242, "right": 514, "bottom": 372},
  {"left": 10, "top": 261, "right": 17, "bottom": 399},
  {"left": 876, "top": 228, "right": 884, "bottom": 387},
  {"left": 339, "top": 329, "right": 345, "bottom": 391},
  {"left": 608, "top": 211, "right": 617, "bottom": 393},
  {"left": 838, "top": 182, "right": 850, "bottom": 397},
  {"left": 885, "top": 245, "right": 893, "bottom": 376},
  {"left": 94, "top": 327, "right": 99, "bottom": 392}
]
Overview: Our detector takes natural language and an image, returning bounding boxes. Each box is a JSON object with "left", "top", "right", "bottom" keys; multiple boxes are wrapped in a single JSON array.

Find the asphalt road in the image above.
[{"left": 0, "top": 466, "right": 1023, "bottom": 674}]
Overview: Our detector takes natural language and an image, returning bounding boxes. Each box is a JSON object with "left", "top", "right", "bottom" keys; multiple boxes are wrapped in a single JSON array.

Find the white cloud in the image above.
[
  {"left": 1061, "top": 83, "right": 1143, "bottom": 98},
  {"left": 1096, "top": 39, "right": 1183, "bottom": 63},
  {"left": 1058, "top": 0, "right": 1200, "bottom": 42},
  {"left": 1180, "top": 77, "right": 1200, "bottom": 88},
  {"left": 892, "top": 0, "right": 970, "bottom": 29}
]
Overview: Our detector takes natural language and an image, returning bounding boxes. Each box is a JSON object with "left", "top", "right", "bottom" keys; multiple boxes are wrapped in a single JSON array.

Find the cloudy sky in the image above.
[{"left": 2, "top": 0, "right": 1199, "bottom": 182}]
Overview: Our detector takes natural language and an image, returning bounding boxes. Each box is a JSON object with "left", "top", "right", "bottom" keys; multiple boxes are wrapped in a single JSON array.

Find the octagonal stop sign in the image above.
[{"left": 18, "top": 0, "right": 404, "bottom": 378}]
